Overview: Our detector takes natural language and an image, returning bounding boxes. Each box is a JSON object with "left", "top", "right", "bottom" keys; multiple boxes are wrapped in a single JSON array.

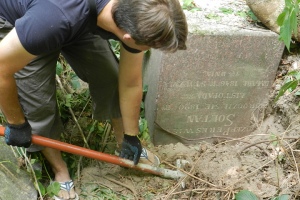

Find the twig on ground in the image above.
[
  {"left": 19, "top": 148, "right": 43, "bottom": 199},
  {"left": 282, "top": 119, "right": 300, "bottom": 137},
  {"left": 101, "top": 121, "right": 112, "bottom": 152},
  {"left": 77, "top": 96, "right": 91, "bottom": 119},
  {"left": 103, "top": 175, "right": 138, "bottom": 199},
  {"left": 226, "top": 158, "right": 276, "bottom": 189},
  {"left": 169, "top": 188, "right": 229, "bottom": 195},
  {"left": 162, "top": 148, "right": 224, "bottom": 200},
  {"left": 282, "top": 139, "right": 300, "bottom": 185},
  {"left": 239, "top": 137, "right": 299, "bottom": 154},
  {"left": 9, "top": 146, "right": 18, "bottom": 158},
  {"left": 163, "top": 161, "right": 217, "bottom": 188}
]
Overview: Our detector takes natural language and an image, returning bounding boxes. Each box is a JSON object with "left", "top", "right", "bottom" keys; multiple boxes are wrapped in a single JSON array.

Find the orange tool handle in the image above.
[{"left": 0, "top": 126, "right": 168, "bottom": 177}]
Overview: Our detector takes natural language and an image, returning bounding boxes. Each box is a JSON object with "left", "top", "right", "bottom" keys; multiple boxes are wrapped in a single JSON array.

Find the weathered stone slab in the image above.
[
  {"left": 0, "top": 138, "right": 37, "bottom": 200},
  {"left": 143, "top": 1, "right": 284, "bottom": 145}
]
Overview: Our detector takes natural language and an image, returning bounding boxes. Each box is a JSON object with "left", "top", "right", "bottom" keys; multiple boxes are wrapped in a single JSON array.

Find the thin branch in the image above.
[
  {"left": 226, "top": 158, "right": 276, "bottom": 189},
  {"left": 103, "top": 175, "right": 138, "bottom": 199},
  {"left": 163, "top": 161, "right": 217, "bottom": 188},
  {"left": 19, "top": 148, "right": 43, "bottom": 199},
  {"left": 56, "top": 74, "right": 90, "bottom": 148},
  {"left": 282, "top": 139, "right": 300, "bottom": 185},
  {"left": 239, "top": 137, "right": 299, "bottom": 154}
]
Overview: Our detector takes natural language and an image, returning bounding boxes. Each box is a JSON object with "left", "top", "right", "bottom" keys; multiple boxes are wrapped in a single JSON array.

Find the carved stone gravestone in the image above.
[{"left": 143, "top": 1, "right": 285, "bottom": 145}]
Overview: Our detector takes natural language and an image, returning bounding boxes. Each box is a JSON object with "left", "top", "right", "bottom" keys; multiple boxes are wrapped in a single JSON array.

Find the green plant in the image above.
[
  {"left": 235, "top": 190, "right": 289, "bottom": 200},
  {"left": 17, "top": 150, "right": 61, "bottom": 198},
  {"left": 46, "top": 182, "right": 61, "bottom": 197},
  {"left": 80, "top": 183, "right": 132, "bottom": 199},
  {"left": 109, "top": 39, "right": 121, "bottom": 59},
  {"left": 56, "top": 58, "right": 91, "bottom": 122},
  {"left": 138, "top": 85, "right": 151, "bottom": 143},
  {"left": 220, "top": 7, "right": 234, "bottom": 15},
  {"left": 182, "top": 0, "right": 201, "bottom": 12},
  {"left": 247, "top": 10, "right": 259, "bottom": 22},
  {"left": 236, "top": 11, "right": 247, "bottom": 18},
  {"left": 205, "top": 13, "right": 221, "bottom": 21},
  {"left": 275, "top": 70, "right": 300, "bottom": 102},
  {"left": 277, "top": 0, "right": 300, "bottom": 51}
]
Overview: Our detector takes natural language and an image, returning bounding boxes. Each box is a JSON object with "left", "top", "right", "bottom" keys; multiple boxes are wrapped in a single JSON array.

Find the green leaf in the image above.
[
  {"left": 275, "top": 80, "right": 298, "bottom": 101},
  {"left": 277, "top": 12, "right": 286, "bottom": 26},
  {"left": 190, "top": 7, "right": 201, "bottom": 12},
  {"left": 270, "top": 133, "right": 278, "bottom": 146},
  {"left": 287, "top": 70, "right": 299, "bottom": 76},
  {"left": 34, "top": 169, "right": 42, "bottom": 180},
  {"left": 220, "top": 7, "right": 234, "bottom": 14},
  {"left": 139, "top": 122, "right": 144, "bottom": 133},
  {"left": 285, "top": 0, "right": 292, "bottom": 7},
  {"left": 64, "top": 94, "right": 72, "bottom": 107},
  {"left": 205, "top": 13, "right": 221, "bottom": 20},
  {"left": 247, "top": 10, "right": 258, "bottom": 21},
  {"left": 278, "top": 0, "right": 300, "bottom": 51},
  {"left": 235, "top": 190, "right": 259, "bottom": 200},
  {"left": 36, "top": 182, "right": 46, "bottom": 196},
  {"left": 47, "top": 182, "right": 60, "bottom": 197},
  {"left": 97, "top": 123, "right": 104, "bottom": 132},
  {"left": 30, "top": 158, "right": 36, "bottom": 165},
  {"left": 183, "top": 0, "right": 193, "bottom": 7},
  {"left": 290, "top": 8, "right": 298, "bottom": 37},
  {"left": 143, "top": 85, "right": 148, "bottom": 93},
  {"left": 295, "top": 91, "right": 300, "bottom": 96},
  {"left": 70, "top": 76, "right": 81, "bottom": 90},
  {"left": 236, "top": 11, "right": 247, "bottom": 18},
  {"left": 294, "top": 72, "right": 300, "bottom": 80},
  {"left": 273, "top": 194, "right": 289, "bottom": 200},
  {"left": 278, "top": 8, "right": 291, "bottom": 48},
  {"left": 56, "top": 62, "right": 63, "bottom": 76},
  {"left": 88, "top": 124, "right": 95, "bottom": 134}
]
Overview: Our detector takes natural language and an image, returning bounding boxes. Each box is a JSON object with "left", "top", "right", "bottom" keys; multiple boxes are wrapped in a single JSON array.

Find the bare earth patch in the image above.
[{"left": 76, "top": 112, "right": 300, "bottom": 199}]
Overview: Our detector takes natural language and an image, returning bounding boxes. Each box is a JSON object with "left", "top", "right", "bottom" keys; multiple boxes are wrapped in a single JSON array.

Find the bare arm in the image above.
[
  {"left": 0, "top": 28, "right": 36, "bottom": 124},
  {"left": 118, "top": 45, "right": 144, "bottom": 136}
]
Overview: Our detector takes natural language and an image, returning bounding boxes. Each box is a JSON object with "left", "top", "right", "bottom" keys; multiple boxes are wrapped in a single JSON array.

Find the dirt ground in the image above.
[{"left": 68, "top": 49, "right": 300, "bottom": 200}]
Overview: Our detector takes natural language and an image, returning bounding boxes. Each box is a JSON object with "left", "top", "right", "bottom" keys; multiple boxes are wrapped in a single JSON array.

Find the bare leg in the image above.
[{"left": 42, "top": 147, "right": 76, "bottom": 199}]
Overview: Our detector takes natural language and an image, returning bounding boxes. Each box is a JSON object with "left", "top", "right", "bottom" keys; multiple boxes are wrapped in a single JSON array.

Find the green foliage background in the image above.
[{"left": 277, "top": 0, "right": 300, "bottom": 50}]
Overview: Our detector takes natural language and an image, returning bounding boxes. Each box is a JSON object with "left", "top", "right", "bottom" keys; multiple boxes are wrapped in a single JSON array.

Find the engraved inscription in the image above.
[
  {"left": 243, "top": 81, "right": 270, "bottom": 87},
  {"left": 172, "top": 126, "right": 253, "bottom": 135},
  {"left": 187, "top": 114, "right": 235, "bottom": 126},
  {"left": 159, "top": 103, "right": 267, "bottom": 111},
  {"left": 197, "top": 93, "right": 245, "bottom": 99}
]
